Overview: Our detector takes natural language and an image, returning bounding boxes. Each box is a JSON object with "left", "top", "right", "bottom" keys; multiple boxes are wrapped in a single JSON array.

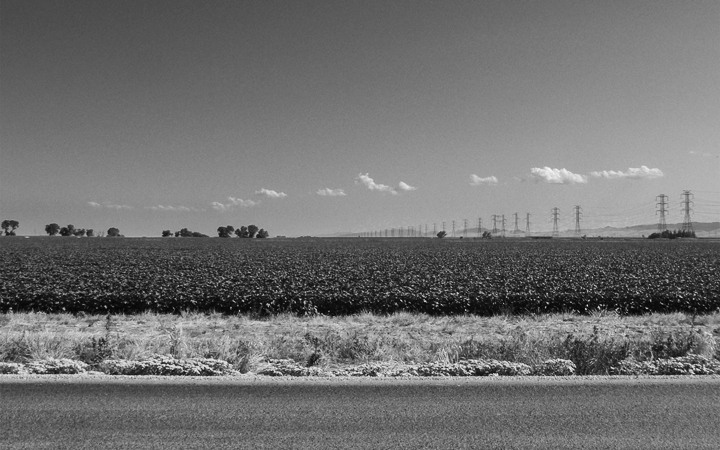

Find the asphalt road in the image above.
[{"left": 2, "top": 376, "right": 719, "bottom": 449}]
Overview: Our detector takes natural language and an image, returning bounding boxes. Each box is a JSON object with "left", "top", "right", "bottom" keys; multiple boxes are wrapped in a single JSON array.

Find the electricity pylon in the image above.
[
  {"left": 463, "top": 219, "right": 468, "bottom": 238},
  {"left": 681, "top": 190, "right": 694, "bottom": 234},
  {"left": 656, "top": 194, "right": 668, "bottom": 231},
  {"left": 491, "top": 215, "right": 499, "bottom": 234},
  {"left": 525, "top": 213, "right": 531, "bottom": 235},
  {"left": 512, "top": 213, "right": 520, "bottom": 234},
  {"left": 500, "top": 215, "right": 507, "bottom": 237},
  {"left": 551, "top": 207, "right": 560, "bottom": 238},
  {"left": 477, "top": 218, "right": 482, "bottom": 237},
  {"left": 573, "top": 205, "right": 582, "bottom": 236}
]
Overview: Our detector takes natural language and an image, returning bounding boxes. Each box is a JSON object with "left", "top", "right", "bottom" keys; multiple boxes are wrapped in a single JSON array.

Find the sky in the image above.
[{"left": 1, "top": 0, "right": 719, "bottom": 237}]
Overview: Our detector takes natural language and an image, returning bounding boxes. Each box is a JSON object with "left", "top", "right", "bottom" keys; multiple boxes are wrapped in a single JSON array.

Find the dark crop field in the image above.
[{"left": 1, "top": 237, "right": 718, "bottom": 316}]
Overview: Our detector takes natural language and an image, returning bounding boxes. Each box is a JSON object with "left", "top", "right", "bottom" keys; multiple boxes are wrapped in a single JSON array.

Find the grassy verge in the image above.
[{"left": 1, "top": 311, "right": 719, "bottom": 376}]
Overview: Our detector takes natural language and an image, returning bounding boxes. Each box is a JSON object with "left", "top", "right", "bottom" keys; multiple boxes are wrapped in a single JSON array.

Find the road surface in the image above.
[{"left": 2, "top": 375, "right": 719, "bottom": 449}]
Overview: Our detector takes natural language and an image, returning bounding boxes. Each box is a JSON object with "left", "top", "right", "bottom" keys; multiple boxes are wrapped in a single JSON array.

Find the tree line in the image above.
[
  {"left": 216, "top": 225, "right": 269, "bottom": 238},
  {"left": 647, "top": 229, "right": 696, "bottom": 239},
  {"left": 1, "top": 220, "right": 19, "bottom": 236},
  {"left": 44, "top": 223, "right": 123, "bottom": 237}
]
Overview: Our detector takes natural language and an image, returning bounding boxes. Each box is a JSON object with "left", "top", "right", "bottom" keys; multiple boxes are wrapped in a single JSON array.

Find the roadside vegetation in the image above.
[{"left": 1, "top": 310, "right": 718, "bottom": 376}]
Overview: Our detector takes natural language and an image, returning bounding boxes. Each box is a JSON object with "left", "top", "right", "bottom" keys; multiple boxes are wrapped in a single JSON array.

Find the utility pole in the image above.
[
  {"left": 513, "top": 213, "right": 520, "bottom": 234},
  {"left": 656, "top": 194, "right": 668, "bottom": 231},
  {"left": 551, "top": 207, "right": 560, "bottom": 238},
  {"left": 573, "top": 205, "right": 582, "bottom": 236},
  {"left": 500, "top": 215, "right": 507, "bottom": 237},
  {"left": 681, "top": 190, "right": 694, "bottom": 234},
  {"left": 525, "top": 213, "right": 531, "bottom": 235},
  {"left": 491, "top": 215, "right": 498, "bottom": 234}
]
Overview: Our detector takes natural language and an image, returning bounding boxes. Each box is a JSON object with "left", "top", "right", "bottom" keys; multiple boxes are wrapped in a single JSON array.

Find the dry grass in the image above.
[{"left": 1, "top": 310, "right": 719, "bottom": 374}]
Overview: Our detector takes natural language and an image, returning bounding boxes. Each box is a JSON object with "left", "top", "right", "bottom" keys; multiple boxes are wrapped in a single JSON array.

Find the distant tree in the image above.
[
  {"left": 179, "top": 228, "right": 192, "bottom": 237},
  {"left": 59, "top": 227, "right": 70, "bottom": 237},
  {"left": 162, "top": 230, "right": 172, "bottom": 237},
  {"left": 482, "top": 231, "right": 492, "bottom": 239},
  {"left": 649, "top": 229, "right": 696, "bottom": 240},
  {"left": 107, "top": 227, "right": 120, "bottom": 237},
  {"left": 191, "top": 231, "right": 208, "bottom": 237},
  {"left": 437, "top": 231, "right": 447, "bottom": 238},
  {"left": 86, "top": 229, "right": 94, "bottom": 237},
  {"left": 73, "top": 228, "right": 86, "bottom": 237},
  {"left": 248, "top": 224, "right": 259, "bottom": 238},
  {"left": 174, "top": 231, "right": 181, "bottom": 237},
  {"left": 217, "top": 226, "right": 235, "bottom": 238},
  {"left": 256, "top": 228, "right": 269, "bottom": 238},
  {"left": 1, "top": 220, "right": 19, "bottom": 236},
  {"left": 45, "top": 223, "right": 60, "bottom": 236},
  {"left": 235, "top": 226, "right": 249, "bottom": 238}
]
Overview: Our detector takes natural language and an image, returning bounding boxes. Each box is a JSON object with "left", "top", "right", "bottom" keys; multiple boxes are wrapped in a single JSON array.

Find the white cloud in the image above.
[
  {"left": 356, "top": 173, "right": 397, "bottom": 194},
  {"left": 145, "top": 205, "right": 198, "bottom": 212},
  {"left": 88, "top": 201, "right": 132, "bottom": 210},
  {"left": 689, "top": 151, "right": 712, "bottom": 157},
  {"left": 470, "top": 174, "right": 499, "bottom": 186},
  {"left": 530, "top": 167, "right": 587, "bottom": 184},
  {"left": 212, "top": 197, "right": 260, "bottom": 212},
  {"left": 398, "top": 181, "right": 417, "bottom": 191},
  {"left": 317, "top": 188, "right": 346, "bottom": 197},
  {"left": 589, "top": 166, "right": 664, "bottom": 180},
  {"left": 255, "top": 188, "right": 287, "bottom": 198}
]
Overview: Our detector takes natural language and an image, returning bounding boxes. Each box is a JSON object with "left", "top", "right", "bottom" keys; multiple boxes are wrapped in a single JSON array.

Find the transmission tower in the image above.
[
  {"left": 681, "top": 190, "right": 694, "bottom": 234},
  {"left": 433, "top": 223, "right": 437, "bottom": 236},
  {"left": 551, "top": 207, "right": 560, "bottom": 238},
  {"left": 425, "top": 224, "right": 428, "bottom": 237},
  {"left": 491, "top": 215, "right": 499, "bottom": 234},
  {"left": 500, "top": 215, "right": 507, "bottom": 237},
  {"left": 656, "top": 194, "right": 668, "bottom": 231},
  {"left": 573, "top": 205, "right": 582, "bottom": 236},
  {"left": 512, "top": 213, "right": 520, "bottom": 234},
  {"left": 463, "top": 219, "right": 468, "bottom": 238},
  {"left": 442, "top": 222, "right": 446, "bottom": 232},
  {"left": 525, "top": 213, "right": 531, "bottom": 234},
  {"left": 452, "top": 220, "right": 456, "bottom": 238},
  {"left": 477, "top": 218, "right": 482, "bottom": 237}
]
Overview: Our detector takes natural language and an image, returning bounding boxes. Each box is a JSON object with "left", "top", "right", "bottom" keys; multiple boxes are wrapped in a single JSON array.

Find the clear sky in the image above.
[{"left": 1, "top": 0, "right": 718, "bottom": 237}]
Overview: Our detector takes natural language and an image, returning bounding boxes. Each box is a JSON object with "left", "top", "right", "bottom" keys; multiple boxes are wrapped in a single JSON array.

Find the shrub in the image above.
[
  {"left": 25, "top": 358, "right": 88, "bottom": 374},
  {"left": 532, "top": 359, "right": 576, "bottom": 376},
  {"left": 98, "top": 354, "right": 236, "bottom": 376},
  {"left": 0, "top": 362, "right": 26, "bottom": 374}
]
